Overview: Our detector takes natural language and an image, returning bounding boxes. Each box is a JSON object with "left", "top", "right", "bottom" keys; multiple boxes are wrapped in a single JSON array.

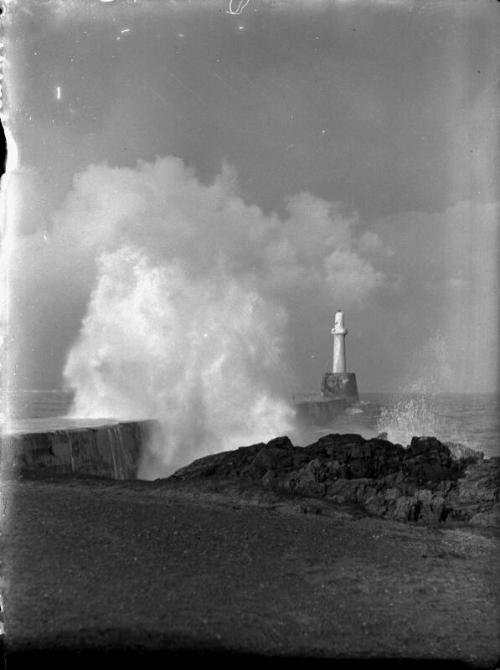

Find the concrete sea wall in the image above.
[
  {"left": 294, "top": 396, "right": 350, "bottom": 425},
  {"left": 1, "top": 419, "right": 162, "bottom": 480}
]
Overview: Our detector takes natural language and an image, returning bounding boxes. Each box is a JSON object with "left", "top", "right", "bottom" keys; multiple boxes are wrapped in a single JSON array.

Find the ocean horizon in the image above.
[{"left": 3, "top": 388, "right": 498, "bottom": 461}]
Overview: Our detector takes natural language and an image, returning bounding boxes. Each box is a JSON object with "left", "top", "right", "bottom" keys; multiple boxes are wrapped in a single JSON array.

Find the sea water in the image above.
[
  {"left": 3, "top": 389, "right": 499, "bottom": 460},
  {"left": 307, "top": 392, "right": 499, "bottom": 459}
]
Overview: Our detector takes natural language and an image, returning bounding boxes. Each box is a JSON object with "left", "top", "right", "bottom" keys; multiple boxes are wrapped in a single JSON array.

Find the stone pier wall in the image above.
[
  {"left": 294, "top": 396, "right": 350, "bottom": 425},
  {"left": 1, "top": 420, "right": 162, "bottom": 480}
]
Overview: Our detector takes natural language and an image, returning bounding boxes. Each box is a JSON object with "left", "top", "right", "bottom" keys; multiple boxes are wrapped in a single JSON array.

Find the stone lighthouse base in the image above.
[
  {"left": 293, "top": 372, "right": 359, "bottom": 426},
  {"left": 321, "top": 372, "right": 359, "bottom": 401}
]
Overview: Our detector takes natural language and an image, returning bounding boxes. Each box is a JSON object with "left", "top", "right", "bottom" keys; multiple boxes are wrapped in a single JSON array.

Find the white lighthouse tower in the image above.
[{"left": 331, "top": 309, "right": 347, "bottom": 373}]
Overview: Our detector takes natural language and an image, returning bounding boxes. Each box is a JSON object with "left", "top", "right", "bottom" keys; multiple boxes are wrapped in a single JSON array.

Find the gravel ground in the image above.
[{"left": 0, "top": 473, "right": 499, "bottom": 668}]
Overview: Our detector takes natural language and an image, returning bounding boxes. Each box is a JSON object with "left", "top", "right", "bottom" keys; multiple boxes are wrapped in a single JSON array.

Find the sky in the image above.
[{"left": 2, "top": 0, "right": 499, "bottom": 424}]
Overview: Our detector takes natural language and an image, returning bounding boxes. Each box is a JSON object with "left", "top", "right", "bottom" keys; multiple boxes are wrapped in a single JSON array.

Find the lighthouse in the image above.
[
  {"left": 293, "top": 308, "right": 360, "bottom": 425},
  {"left": 331, "top": 309, "right": 347, "bottom": 373},
  {"left": 321, "top": 309, "right": 359, "bottom": 401}
]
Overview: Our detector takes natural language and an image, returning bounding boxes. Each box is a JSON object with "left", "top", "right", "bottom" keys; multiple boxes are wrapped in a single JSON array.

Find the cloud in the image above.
[
  {"left": 369, "top": 200, "right": 499, "bottom": 393},
  {"left": 13, "top": 156, "right": 385, "bottom": 311}
]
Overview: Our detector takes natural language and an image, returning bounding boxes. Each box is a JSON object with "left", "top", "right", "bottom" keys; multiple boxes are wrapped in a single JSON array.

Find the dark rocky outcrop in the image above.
[{"left": 171, "top": 433, "right": 499, "bottom": 527}]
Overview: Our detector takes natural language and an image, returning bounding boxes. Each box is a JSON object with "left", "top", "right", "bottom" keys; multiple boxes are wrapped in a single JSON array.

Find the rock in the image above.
[
  {"left": 286, "top": 460, "right": 328, "bottom": 497},
  {"left": 469, "top": 503, "right": 500, "bottom": 527},
  {"left": 415, "top": 489, "right": 433, "bottom": 504},
  {"left": 326, "top": 478, "right": 364, "bottom": 502},
  {"left": 430, "top": 495, "right": 447, "bottom": 522},
  {"left": 325, "top": 459, "right": 343, "bottom": 478},
  {"left": 250, "top": 446, "right": 278, "bottom": 473},
  {"left": 292, "top": 454, "right": 309, "bottom": 468},
  {"left": 445, "top": 459, "right": 500, "bottom": 522},
  {"left": 384, "top": 487, "right": 401, "bottom": 501},
  {"left": 435, "top": 480, "right": 454, "bottom": 496},
  {"left": 392, "top": 496, "right": 418, "bottom": 522},
  {"left": 266, "top": 436, "right": 294, "bottom": 450},
  {"left": 261, "top": 470, "right": 276, "bottom": 487},
  {"left": 169, "top": 432, "right": 497, "bottom": 527},
  {"left": 382, "top": 471, "right": 405, "bottom": 487},
  {"left": 365, "top": 492, "right": 387, "bottom": 517}
]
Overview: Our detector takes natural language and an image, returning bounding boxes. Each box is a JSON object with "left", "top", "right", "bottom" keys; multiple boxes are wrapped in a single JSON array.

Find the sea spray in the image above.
[
  {"left": 376, "top": 393, "right": 442, "bottom": 446},
  {"left": 64, "top": 247, "right": 295, "bottom": 475},
  {"left": 376, "top": 335, "right": 470, "bottom": 448}
]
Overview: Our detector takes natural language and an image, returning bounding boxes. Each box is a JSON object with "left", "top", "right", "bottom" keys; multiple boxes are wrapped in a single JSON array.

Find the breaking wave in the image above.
[
  {"left": 376, "top": 394, "right": 442, "bottom": 447},
  {"left": 64, "top": 247, "right": 296, "bottom": 476}
]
